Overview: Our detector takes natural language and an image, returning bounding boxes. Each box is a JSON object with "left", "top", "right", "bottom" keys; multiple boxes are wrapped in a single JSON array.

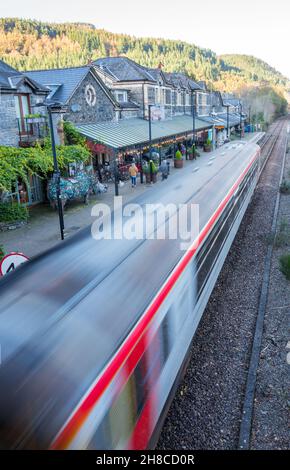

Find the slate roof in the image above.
[
  {"left": 0, "top": 60, "right": 17, "bottom": 73},
  {"left": 118, "top": 101, "right": 140, "bottom": 109},
  {"left": 0, "top": 60, "right": 48, "bottom": 92},
  {"left": 164, "top": 72, "right": 201, "bottom": 90},
  {"left": 223, "top": 98, "right": 241, "bottom": 107},
  {"left": 25, "top": 66, "right": 92, "bottom": 104},
  {"left": 95, "top": 57, "right": 202, "bottom": 93},
  {"left": 94, "top": 57, "right": 155, "bottom": 82}
]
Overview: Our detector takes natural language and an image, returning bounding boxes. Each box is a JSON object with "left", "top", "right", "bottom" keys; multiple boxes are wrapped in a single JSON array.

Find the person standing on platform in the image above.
[{"left": 129, "top": 162, "right": 138, "bottom": 188}]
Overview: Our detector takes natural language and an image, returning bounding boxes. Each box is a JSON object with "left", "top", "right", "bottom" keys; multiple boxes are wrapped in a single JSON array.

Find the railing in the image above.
[{"left": 18, "top": 116, "right": 49, "bottom": 147}]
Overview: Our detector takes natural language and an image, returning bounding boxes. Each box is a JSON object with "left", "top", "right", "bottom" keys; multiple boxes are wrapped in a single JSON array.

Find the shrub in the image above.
[
  {"left": 0, "top": 142, "right": 90, "bottom": 192},
  {"left": 279, "top": 179, "right": 290, "bottom": 194},
  {"left": 143, "top": 161, "right": 158, "bottom": 174},
  {"left": 0, "top": 245, "right": 4, "bottom": 261},
  {"left": 279, "top": 253, "right": 290, "bottom": 280},
  {"left": 0, "top": 203, "right": 28, "bottom": 223},
  {"left": 63, "top": 121, "right": 86, "bottom": 146},
  {"left": 175, "top": 150, "right": 183, "bottom": 160}
]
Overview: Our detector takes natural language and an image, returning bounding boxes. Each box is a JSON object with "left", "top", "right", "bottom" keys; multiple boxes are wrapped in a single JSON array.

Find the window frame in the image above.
[{"left": 14, "top": 93, "right": 32, "bottom": 136}]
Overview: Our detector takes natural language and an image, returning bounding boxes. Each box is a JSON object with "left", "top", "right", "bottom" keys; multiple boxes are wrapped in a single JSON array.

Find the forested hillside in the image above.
[{"left": 0, "top": 18, "right": 288, "bottom": 123}]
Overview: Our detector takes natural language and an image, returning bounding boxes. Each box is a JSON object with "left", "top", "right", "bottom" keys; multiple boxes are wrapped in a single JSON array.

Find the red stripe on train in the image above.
[{"left": 50, "top": 150, "right": 260, "bottom": 450}]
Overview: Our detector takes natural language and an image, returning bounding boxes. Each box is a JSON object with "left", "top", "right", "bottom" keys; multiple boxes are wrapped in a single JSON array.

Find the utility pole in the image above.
[
  {"left": 47, "top": 106, "right": 64, "bottom": 240},
  {"left": 192, "top": 91, "right": 196, "bottom": 145},
  {"left": 240, "top": 100, "right": 243, "bottom": 139}
]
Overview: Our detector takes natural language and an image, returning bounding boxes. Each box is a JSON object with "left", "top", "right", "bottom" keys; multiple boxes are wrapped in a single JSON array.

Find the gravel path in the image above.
[{"left": 157, "top": 120, "right": 288, "bottom": 450}]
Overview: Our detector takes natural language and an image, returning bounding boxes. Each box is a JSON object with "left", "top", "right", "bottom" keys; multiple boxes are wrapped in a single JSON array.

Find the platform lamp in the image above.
[
  {"left": 239, "top": 100, "right": 243, "bottom": 139},
  {"left": 223, "top": 103, "right": 230, "bottom": 141},
  {"left": 35, "top": 100, "right": 65, "bottom": 240}
]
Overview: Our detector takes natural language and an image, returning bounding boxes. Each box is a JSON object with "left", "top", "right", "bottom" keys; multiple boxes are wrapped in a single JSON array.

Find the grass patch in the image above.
[
  {"left": 0, "top": 245, "right": 4, "bottom": 261},
  {"left": 0, "top": 203, "right": 28, "bottom": 223},
  {"left": 266, "top": 217, "right": 290, "bottom": 248},
  {"left": 279, "top": 253, "right": 290, "bottom": 280}
]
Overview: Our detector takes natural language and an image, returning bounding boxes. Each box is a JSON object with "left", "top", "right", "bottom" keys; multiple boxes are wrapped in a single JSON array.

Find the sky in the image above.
[{"left": 1, "top": 0, "right": 289, "bottom": 78}]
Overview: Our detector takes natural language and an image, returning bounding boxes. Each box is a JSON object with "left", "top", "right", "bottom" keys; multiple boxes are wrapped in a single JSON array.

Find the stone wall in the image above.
[
  {"left": 66, "top": 73, "right": 115, "bottom": 125},
  {"left": 120, "top": 109, "right": 139, "bottom": 119},
  {"left": 0, "top": 93, "right": 18, "bottom": 146}
]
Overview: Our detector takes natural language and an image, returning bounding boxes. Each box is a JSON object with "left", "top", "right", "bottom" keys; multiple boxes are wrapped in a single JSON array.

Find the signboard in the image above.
[
  {"left": 150, "top": 106, "right": 165, "bottom": 121},
  {"left": 0, "top": 252, "right": 29, "bottom": 276}
]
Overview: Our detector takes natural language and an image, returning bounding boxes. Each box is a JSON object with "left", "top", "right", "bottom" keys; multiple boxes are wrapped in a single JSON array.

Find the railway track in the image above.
[
  {"left": 238, "top": 118, "right": 288, "bottom": 449},
  {"left": 157, "top": 118, "right": 288, "bottom": 450}
]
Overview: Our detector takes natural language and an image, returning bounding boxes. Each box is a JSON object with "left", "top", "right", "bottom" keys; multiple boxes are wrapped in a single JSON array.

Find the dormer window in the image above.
[{"left": 115, "top": 91, "right": 127, "bottom": 103}]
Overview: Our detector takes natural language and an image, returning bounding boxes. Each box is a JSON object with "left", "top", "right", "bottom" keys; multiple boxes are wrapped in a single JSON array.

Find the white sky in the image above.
[{"left": 1, "top": 0, "right": 289, "bottom": 78}]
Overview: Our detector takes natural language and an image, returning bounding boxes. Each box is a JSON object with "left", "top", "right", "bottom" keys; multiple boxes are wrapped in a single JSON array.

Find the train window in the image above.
[
  {"left": 108, "top": 375, "right": 137, "bottom": 449},
  {"left": 159, "top": 311, "right": 172, "bottom": 364},
  {"left": 134, "top": 353, "right": 150, "bottom": 416},
  {"left": 88, "top": 375, "right": 138, "bottom": 450}
]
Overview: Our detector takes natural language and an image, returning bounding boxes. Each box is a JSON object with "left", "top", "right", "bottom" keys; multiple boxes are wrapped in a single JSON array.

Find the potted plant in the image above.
[
  {"left": 25, "top": 113, "right": 46, "bottom": 124},
  {"left": 188, "top": 144, "right": 200, "bottom": 160},
  {"left": 143, "top": 160, "right": 158, "bottom": 183},
  {"left": 174, "top": 149, "right": 183, "bottom": 168},
  {"left": 204, "top": 138, "right": 212, "bottom": 152}
]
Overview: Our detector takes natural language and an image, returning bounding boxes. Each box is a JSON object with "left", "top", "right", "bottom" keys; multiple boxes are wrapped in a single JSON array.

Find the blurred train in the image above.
[{"left": 0, "top": 140, "right": 261, "bottom": 449}]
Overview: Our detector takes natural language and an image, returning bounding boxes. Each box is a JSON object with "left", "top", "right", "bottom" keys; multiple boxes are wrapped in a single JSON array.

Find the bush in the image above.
[
  {"left": 0, "top": 245, "right": 4, "bottom": 261},
  {"left": 279, "top": 253, "right": 290, "bottom": 280},
  {"left": 279, "top": 180, "right": 290, "bottom": 194},
  {"left": 0, "top": 203, "right": 28, "bottom": 223},
  {"left": 63, "top": 121, "right": 86, "bottom": 146},
  {"left": 143, "top": 161, "right": 158, "bottom": 174},
  {"left": 175, "top": 150, "right": 182, "bottom": 160},
  {"left": 0, "top": 142, "right": 90, "bottom": 192}
]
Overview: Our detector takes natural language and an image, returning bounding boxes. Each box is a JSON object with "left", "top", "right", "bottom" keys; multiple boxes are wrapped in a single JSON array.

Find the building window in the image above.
[
  {"left": 115, "top": 91, "right": 127, "bottom": 103},
  {"left": 155, "top": 87, "right": 160, "bottom": 104},
  {"left": 85, "top": 84, "right": 97, "bottom": 107},
  {"left": 165, "top": 89, "right": 171, "bottom": 105},
  {"left": 14, "top": 94, "right": 31, "bottom": 134}
]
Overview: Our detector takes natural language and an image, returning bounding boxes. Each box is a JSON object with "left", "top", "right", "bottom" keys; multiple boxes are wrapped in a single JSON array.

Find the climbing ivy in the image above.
[{"left": 0, "top": 142, "right": 91, "bottom": 192}]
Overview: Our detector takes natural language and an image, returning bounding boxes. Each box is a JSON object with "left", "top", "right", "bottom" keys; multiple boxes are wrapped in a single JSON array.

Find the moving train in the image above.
[{"left": 0, "top": 139, "right": 262, "bottom": 449}]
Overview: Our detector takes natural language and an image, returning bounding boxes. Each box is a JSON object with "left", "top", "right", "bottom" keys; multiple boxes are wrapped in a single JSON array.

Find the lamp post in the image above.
[
  {"left": 148, "top": 104, "right": 153, "bottom": 162},
  {"left": 114, "top": 156, "right": 119, "bottom": 196},
  {"left": 192, "top": 90, "right": 196, "bottom": 146},
  {"left": 226, "top": 105, "right": 230, "bottom": 141},
  {"left": 248, "top": 105, "right": 252, "bottom": 132},
  {"left": 35, "top": 101, "right": 64, "bottom": 240},
  {"left": 239, "top": 100, "right": 243, "bottom": 139}
]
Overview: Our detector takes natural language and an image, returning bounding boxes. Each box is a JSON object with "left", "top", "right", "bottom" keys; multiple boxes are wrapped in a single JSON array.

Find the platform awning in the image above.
[
  {"left": 215, "top": 113, "right": 243, "bottom": 126},
  {"left": 76, "top": 115, "right": 212, "bottom": 150}
]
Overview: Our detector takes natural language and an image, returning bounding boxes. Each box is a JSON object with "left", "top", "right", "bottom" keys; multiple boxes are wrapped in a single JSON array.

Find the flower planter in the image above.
[
  {"left": 174, "top": 159, "right": 184, "bottom": 168},
  {"left": 26, "top": 117, "right": 46, "bottom": 124},
  {"left": 204, "top": 145, "right": 212, "bottom": 152},
  {"left": 145, "top": 172, "right": 157, "bottom": 183}
]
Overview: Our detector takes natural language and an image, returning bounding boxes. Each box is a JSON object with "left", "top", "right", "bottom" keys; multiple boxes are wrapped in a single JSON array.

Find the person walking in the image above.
[
  {"left": 129, "top": 162, "right": 138, "bottom": 187},
  {"left": 159, "top": 159, "right": 169, "bottom": 180}
]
